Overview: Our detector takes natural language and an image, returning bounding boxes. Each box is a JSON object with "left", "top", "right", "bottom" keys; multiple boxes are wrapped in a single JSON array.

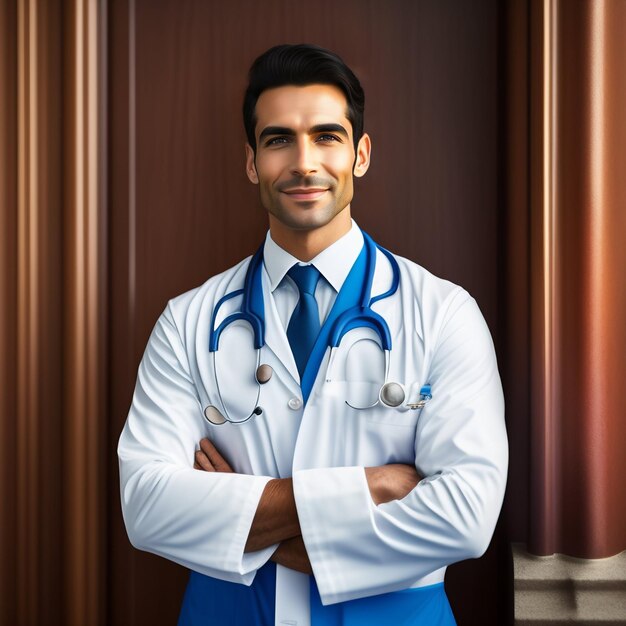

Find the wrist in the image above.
[{"left": 364, "top": 466, "right": 386, "bottom": 505}]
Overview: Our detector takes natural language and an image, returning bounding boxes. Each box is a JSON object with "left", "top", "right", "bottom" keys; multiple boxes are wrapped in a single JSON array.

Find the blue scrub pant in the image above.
[{"left": 178, "top": 563, "right": 456, "bottom": 626}]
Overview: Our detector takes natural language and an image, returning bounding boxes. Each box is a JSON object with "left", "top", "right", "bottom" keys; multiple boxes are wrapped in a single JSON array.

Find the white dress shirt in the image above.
[{"left": 262, "top": 219, "right": 364, "bottom": 329}]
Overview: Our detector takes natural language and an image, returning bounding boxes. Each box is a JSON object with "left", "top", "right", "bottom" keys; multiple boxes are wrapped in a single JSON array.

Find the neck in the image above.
[{"left": 269, "top": 207, "right": 352, "bottom": 261}]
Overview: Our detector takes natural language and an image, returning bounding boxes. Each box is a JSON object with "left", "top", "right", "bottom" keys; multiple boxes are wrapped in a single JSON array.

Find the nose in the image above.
[{"left": 290, "top": 137, "right": 318, "bottom": 176}]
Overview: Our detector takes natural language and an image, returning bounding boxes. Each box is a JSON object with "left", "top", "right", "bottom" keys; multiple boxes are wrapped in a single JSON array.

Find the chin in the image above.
[{"left": 269, "top": 204, "right": 343, "bottom": 232}]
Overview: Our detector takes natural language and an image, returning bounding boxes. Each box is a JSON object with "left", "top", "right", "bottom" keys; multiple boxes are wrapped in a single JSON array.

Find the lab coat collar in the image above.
[
  {"left": 263, "top": 219, "right": 364, "bottom": 293},
  {"left": 261, "top": 269, "right": 301, "bottom": 386}
]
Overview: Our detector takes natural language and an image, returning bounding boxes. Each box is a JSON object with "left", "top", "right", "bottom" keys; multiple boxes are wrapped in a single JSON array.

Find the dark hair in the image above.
[{"left": 243, "top": 44, "right": 365, "bottom": 153}]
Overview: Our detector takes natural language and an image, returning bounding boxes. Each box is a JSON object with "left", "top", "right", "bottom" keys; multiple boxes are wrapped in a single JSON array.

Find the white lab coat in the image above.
[{"left": 118, "top": 243, "right": 508, "bottom": 625}]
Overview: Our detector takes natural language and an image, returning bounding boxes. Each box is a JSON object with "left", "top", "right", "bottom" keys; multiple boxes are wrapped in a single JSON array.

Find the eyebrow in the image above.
[{"left": 258, "top": 123, "right": 349, "bottom": 142}]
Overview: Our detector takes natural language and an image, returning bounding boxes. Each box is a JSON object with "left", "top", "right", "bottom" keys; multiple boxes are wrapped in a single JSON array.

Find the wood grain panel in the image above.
[
  {"left": 16, "top": 1, "right": 64, "bottom": 623},
  {"left": 500, "top": 0, "right": 531, "bottom": 551},
  {"left": 0, "top": 1, "right": 19, "bottom": 624},
  {"left": 63, "top": 1, "right": 108, "bottom": 624},
  {"left": 528, "top": 0, "right": 626, "bottom": 559},
  {"left": 109, "top": 1, "right": 159, "bottom": 623},
  {"left": 0, "top": 1, "right": 108, "bottom": 624}
]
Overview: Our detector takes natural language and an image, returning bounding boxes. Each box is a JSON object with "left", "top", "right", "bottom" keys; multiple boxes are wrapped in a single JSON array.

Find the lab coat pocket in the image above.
[
  {"left": 341, "top": 381, "right": 420, "bottom": 428},
  {"left": 366, "top": 380, "right": 429, "bottom": 428},
  {"left": 365, "top": 400, "right": 421, "bottom": 428},
  {"left": 320, "top": 381, "right": 417, "bottom": 465}
]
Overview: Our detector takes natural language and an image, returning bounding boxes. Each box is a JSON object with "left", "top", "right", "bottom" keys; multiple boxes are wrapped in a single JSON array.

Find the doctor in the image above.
[{"left": 118, "top": 44, "right": 508, "bottom": 626}]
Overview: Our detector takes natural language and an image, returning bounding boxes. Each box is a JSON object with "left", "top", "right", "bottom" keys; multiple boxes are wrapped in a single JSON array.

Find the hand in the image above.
[
  {"left": 365, "top": 463, "right": 422, "bottom": 505},
  {"left": 193, "top": 438, "right": 234, "bottom": 473},
  {"left": 193, "top": 438, "right": 300, "bottom": 552},
  {"left": 271, "top": 536, "right": 313, "bottom": 575}
]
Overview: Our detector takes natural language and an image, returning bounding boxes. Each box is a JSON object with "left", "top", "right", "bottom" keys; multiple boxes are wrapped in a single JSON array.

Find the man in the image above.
[{"left": 118, "top": 44, "right": 508, "bottom": 626}]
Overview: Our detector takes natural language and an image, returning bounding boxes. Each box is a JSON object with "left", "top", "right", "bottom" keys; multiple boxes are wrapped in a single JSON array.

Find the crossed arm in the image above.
[{"left": 193, "top": 437, "right": 422, "bottom": 574}]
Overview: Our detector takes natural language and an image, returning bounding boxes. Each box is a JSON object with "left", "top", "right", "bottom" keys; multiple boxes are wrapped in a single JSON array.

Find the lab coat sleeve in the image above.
[
  {"left": 292, "top": 290, "right": 508, "bottom": 605},
  {"left": 118, "top": 303, "right": 276, "bottom": 584}
]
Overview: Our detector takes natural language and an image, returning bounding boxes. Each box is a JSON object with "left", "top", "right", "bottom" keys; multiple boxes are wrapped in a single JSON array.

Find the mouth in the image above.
[{"left": 280, "top": 188, "right": 328, "bottom": 201}]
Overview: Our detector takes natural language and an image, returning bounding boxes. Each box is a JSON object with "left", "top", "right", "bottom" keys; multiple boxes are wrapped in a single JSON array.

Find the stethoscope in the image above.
[{"left": 204, "top": 232, "right": 432, "bottom": 425}]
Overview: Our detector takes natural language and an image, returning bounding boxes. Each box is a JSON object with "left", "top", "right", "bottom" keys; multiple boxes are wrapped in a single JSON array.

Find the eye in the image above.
[
  {"left": 316, "top": 134, "right": 341, "bottom": 143},
  {"left": 265, "top": 136, "right": 291, "bottom": 147}
]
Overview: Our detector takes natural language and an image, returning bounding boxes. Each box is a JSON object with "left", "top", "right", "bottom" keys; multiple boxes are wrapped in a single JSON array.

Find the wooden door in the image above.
[{"left": 108, "top": 1, "right": 505, "bottom": 624}]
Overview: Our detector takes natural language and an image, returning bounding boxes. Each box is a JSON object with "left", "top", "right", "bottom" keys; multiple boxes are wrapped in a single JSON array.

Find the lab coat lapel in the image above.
[{"left": 261, "top": 268, "right": 301, "bottom": 386}]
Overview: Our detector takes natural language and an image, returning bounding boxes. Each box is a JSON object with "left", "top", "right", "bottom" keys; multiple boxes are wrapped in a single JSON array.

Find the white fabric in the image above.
[
  {"left": 263, "top": 218, "right": 363, "bottom": 328},
  {"left": 118, "top": 221, "right": 508, "bottom": 625}
]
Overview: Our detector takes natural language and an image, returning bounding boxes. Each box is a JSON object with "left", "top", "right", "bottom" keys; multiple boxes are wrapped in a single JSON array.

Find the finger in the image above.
[
  {"left": 194, "top": 448, "right": 215, "bottom": 472},
  {"left": 199, "top": 438, "right": 234, "bottom": 473},
  {"left": 199, "top": 437, "right": 234, "bottom": 473}
]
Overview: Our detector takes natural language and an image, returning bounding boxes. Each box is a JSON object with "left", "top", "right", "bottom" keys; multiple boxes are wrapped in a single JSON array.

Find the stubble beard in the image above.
[{"left": 262, "top": 183, "right": 353, "bottom": 233}]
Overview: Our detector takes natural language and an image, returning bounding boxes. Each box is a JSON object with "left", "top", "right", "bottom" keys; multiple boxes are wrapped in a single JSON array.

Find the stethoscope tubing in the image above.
[{"left": 205, "top": 233, "right": 429, "bottom": 425}]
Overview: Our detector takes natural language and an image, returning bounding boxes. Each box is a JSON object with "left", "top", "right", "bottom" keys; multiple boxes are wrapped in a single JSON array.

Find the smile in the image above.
[{"left": 281, "top": 188, "right": 328, "bottom": 201}]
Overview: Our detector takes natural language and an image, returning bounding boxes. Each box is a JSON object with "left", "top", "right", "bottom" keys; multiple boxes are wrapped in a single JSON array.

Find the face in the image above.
[{"left": 245, "top": 84, "right": 371, "bottom": 232}]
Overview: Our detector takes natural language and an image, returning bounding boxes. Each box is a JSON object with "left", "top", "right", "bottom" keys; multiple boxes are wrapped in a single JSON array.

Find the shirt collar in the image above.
[{"left": 263, "top": 219, "right": 364, "bottom": 293}]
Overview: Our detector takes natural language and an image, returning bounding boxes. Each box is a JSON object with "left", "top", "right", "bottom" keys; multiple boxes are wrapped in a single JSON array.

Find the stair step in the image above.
[{"left": 513, "top": 544, "right": 626, "bottom": 625}]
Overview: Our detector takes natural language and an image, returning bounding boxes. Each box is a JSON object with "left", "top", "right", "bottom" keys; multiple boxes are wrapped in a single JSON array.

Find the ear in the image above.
[
  {"left": 353, "top": 132, "right": 371, "bottom": 178},
  {"left": 245, "top": 143, "right": 259, "bottom": 184}
]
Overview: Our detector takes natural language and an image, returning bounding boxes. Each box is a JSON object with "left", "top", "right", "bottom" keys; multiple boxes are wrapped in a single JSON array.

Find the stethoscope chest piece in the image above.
[
  {"left": 204, "top": 405, "right": 226, "bottom": 425},
  {"left": 380, "top": 382, "right": 405, "bottom": 407},
  {"left": 255, "top": 364, "right": 273, "bottom": 384}
]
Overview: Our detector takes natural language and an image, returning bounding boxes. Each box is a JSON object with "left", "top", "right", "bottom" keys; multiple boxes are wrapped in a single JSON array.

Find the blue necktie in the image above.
[{"left": 287, "top": 264, "right": 321, "bottom": 380}]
